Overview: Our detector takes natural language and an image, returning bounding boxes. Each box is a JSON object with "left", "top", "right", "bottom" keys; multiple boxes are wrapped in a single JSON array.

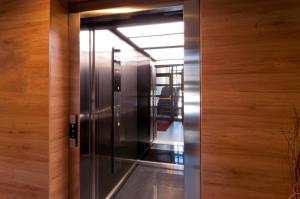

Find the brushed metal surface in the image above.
[
  {"left": 80, "top": 30, "right": 93, "bottom": 199},
  {"left": 80, "top": 29, "right": 152, "bottom": 199},
  {"left": 94, "top": 31, "right": 114, "bottom": 199},
  {"left": 112, "top": 48, "right": 122, "bottom": 173},
  {"left": 137, "top": 59, "right": 152, "bottom": 158},
  {"left": 119, "top": 50, "right": 138, "bottom": 163},
  {"left": 183, "top": 0, "right": 201, "bottom": 199},
  {"left": 150, "top": 62, "right": 157, "bottom": 142}
]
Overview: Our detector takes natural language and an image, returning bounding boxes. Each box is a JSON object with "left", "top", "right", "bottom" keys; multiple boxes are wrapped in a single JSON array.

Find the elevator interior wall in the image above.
[
  {"left": 137, "top": 59, "right": 152, "bottom": 158},
  {"left": 80, "top": 29, "right": 152, "bottom": 199}
]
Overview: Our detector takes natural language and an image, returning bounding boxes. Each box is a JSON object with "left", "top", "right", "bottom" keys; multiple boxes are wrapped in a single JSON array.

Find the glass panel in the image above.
[
  {"left": 145, "top": 47, "right": 184, "bottom": 60},
  {"left": 156, "top": 76, "right": 170, "bottom": 84},
  {"left": 156, "top": 67, "right": 171, "bottom": 73},
  {"left": 118, "top": 22, "right": 184, "bottom": 37},
  {"left": 130, "top": 34, "right": 183, "bottom": 48}
]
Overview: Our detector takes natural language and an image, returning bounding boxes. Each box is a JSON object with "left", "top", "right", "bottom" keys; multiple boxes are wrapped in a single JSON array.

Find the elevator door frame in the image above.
[{"left": 69, "top": 0, "right": 200, "bottom": 199}]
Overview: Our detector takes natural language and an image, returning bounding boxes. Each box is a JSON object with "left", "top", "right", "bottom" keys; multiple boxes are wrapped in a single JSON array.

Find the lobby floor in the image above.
[
  {"left": 115, "top": 165, "right": 184, "bottom": 199},
  {"left": 141, "top": 143, "right": 184, "bottom": 165},
  {"left": 154, "top": 121, "right": 184, "bottom": 145}
]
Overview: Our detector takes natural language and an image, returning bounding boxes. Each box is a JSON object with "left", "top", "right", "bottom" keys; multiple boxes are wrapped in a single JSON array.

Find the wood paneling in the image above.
[
  {"left": 69, "top": 13, "right": 80, "bottom": 199},
  {"left": 49, "top": 0, "right": 70, "bottom": 198},
  {"left": 0, "top": 0, "right": 70, "bottom": 198},
  {"left": 0, "top": 1, "right": 50, "bottom": 198},
  {"left": 201, "top": 0, "right": 300, "bottom": 199}
]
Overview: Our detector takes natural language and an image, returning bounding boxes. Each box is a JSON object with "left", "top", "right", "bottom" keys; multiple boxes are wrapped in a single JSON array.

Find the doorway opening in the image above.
[
  {"left": 79, "top": 5, "right": 188, "bottom": 199},
  {"left": 128, "top": 21, "right": 185, "bottom": 165}
]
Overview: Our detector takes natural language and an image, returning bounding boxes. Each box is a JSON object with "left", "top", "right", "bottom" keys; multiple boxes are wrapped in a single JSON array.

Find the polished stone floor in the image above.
[
  {"left": 114, "top": 165, "right": 184, "bottom": 199},
  {"left": 154, "top": 121, "right": 184, "bottom": 145}
]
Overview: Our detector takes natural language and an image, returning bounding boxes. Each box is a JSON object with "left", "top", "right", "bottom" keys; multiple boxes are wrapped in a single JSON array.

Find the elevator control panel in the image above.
[
  {"left": 112, "top": 48, "right": 122, "bottom": 173},
  {"left": 113, "top": 60, "right": 121, "bottom": 92},
  {"left": 69, "top": 114, "right": 78, "bottom": 148},
  {"left": 113, "top": 49, "right": 121, "bottom": 92}
]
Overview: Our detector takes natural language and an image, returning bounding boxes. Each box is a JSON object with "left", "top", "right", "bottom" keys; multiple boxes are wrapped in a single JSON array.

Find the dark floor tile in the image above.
[
  {"left": 115, "top": 165, "right": 184, "bottom": 199},
  {"left": 141, "top": 147, "right": 184, "bottom": 165}
]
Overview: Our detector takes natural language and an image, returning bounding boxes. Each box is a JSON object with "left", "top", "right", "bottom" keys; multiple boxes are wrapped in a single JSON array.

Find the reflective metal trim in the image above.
[
  {"left": 137, "top": 160, "right": 184, "bottom": 171},
  {"left": 105, "top": 163, "right": 137, "bottom": 199},
  {"left": 184, "top": 0, "right": 201, "bottom": 198}
]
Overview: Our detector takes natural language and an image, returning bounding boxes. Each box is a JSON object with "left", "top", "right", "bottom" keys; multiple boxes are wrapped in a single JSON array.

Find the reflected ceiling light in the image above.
[
  {"left": 130, "top": 34, "right": 184, "bottom": 48},
  {"left": 118, "top": 22, "right": 184, "bottom": 37},
  {"left": 145, "top": 47, "right": 184, "bottom": 60},
  {"left": 98, "top": 7, "right": 143, "bottom": 14},
  {"left": 81, "top": 7, "right": 145, "bottom": 17}
]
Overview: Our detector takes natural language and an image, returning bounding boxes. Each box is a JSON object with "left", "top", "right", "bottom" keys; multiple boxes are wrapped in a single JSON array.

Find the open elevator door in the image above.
[{"left": 79, "top": 29, "right": 153, "bottom": 199}]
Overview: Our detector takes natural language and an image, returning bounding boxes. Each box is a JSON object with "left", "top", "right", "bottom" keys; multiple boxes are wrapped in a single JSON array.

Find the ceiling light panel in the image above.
[
  {"left": 155, "top": 59, "right": 184, "bottom": 65},
  {"left": 130, "top": 34, "right": 184, "bottom": 48},
  {"left": 145, "top": 47, "right": 184, "bottom": 60},
  {"left": 117, "top": 22, "right": 184, "bottom": 38}
]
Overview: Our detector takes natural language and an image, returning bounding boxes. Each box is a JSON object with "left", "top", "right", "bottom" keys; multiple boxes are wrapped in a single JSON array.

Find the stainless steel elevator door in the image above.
[
  {"left": 80, "top": 29, "right": 151, "bottom": 199},
  {"left": 80, "top": 30, "right": 93, "bottom": 199},
  {"left": 112, "top": 48, "right": 122, "bottom": 173}
]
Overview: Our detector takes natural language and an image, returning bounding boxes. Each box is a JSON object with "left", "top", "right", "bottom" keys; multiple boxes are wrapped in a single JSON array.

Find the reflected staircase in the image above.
[{"left": 155, "top": 64, "right": 183, "bottom": 131}]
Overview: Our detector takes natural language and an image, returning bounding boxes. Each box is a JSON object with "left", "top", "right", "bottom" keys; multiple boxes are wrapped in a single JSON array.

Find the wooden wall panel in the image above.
[
  {"left": 201, "top": 0, "right": 300, "bottom": 199},
  {"left": 0, "top": 1, "right": 50, "bottom": 198},
  {"left": 0, "top": 1, "right": 71, "bottom": 198},
  {"left": 49, "top": 0, "right": 69, "bottom": 198}
]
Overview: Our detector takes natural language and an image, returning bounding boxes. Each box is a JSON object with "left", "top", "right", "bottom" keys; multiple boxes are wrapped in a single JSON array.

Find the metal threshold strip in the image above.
[
  {"left": 105, "top": 162, "right": 137, "bottom": 199},
  {"left": 137, "top": 160, "right": 184, "bottom": 171}
]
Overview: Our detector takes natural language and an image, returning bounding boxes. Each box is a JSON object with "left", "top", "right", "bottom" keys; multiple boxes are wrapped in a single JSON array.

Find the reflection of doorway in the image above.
[
  {"left": 118, "top": 21, "right": 184, "bottom": 148},
  {"left": 155, "top": 64, "right": 184, "bottom": 146},
  {"left": 108, "top": 20, "right": 184, "bottom": 142},
  {"left": 122, "top": 21, "right": 186, "bottom": 166},
  {"left": 143, "top": 41, "right": 185, "bottom": 165}
]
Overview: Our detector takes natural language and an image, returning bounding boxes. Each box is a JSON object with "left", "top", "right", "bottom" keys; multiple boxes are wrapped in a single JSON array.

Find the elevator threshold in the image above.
[{"left": 137, "top": 160, "right": 184, "bottom": 171}]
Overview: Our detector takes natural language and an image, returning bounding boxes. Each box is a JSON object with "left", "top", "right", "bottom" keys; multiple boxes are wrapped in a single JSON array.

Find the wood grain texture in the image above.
[
  {"left": 201, "top": 0, "right": 300, "bottom": 199},
  {"left": 0, "top": 1, "right": 50, "bottom": 198},
  {"left": 0, "top": 1, "right": 71, "bottom": 198},
  {"left": 49, "top": 0, "right": 70, "bottom": 198},
  {"left": 69, "top": 13, "right": 80, "bottom": 199}
]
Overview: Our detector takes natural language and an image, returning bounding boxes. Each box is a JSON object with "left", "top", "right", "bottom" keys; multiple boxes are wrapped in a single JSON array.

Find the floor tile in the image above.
[{"left": 115, "top": 165, "right": 184, "bottom": 199}]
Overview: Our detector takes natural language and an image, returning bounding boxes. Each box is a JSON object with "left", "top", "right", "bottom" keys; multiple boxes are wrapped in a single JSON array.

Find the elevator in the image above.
[
  {"left": 80, "top": 29, "right": 154, "bottom": 199},
  {"left": 76, "top": 2, "right": 200, "bottom": 198}
]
